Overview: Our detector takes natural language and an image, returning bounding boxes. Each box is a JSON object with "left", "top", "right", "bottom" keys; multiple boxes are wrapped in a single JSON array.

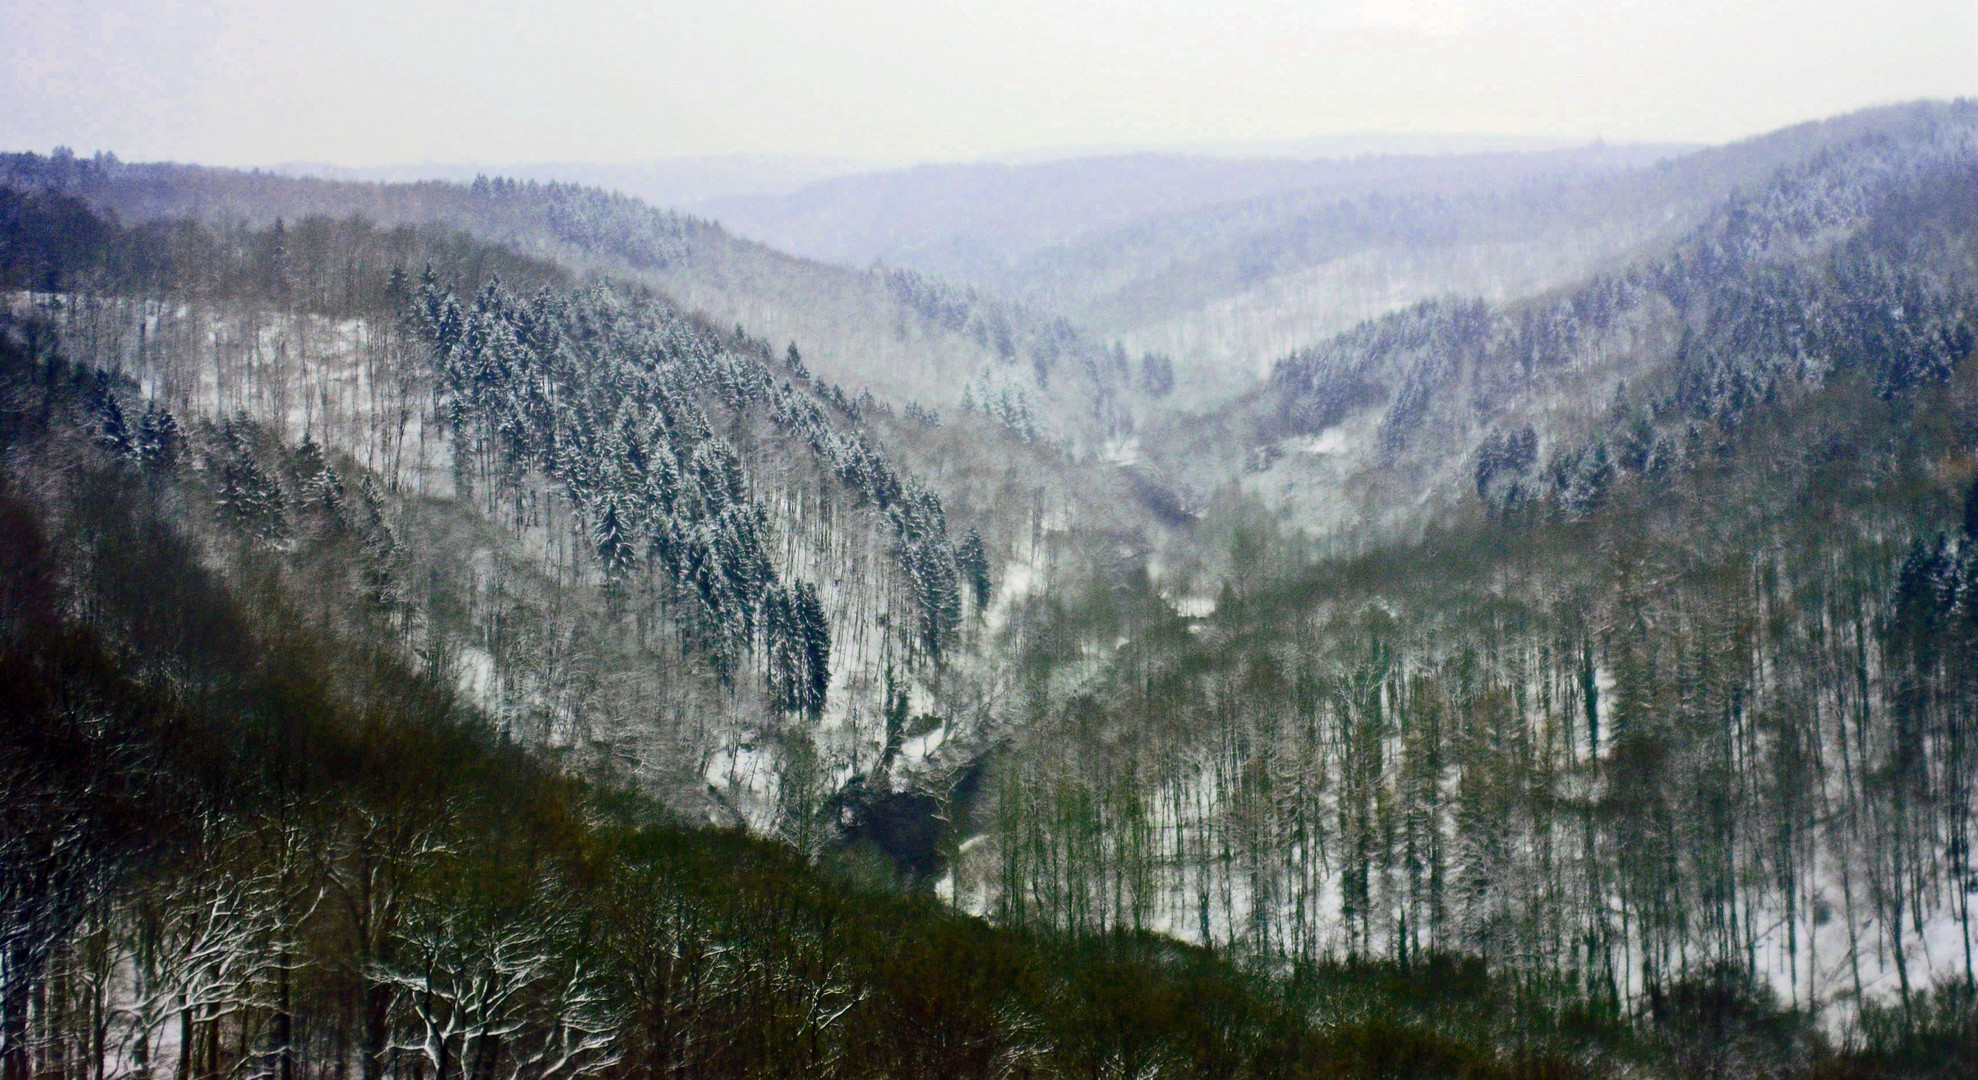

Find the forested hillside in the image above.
[
  {"left": 962, "top": 99, "right": 1978, "bottom": 1030},
  {"left": 0, "top": 183, "right": 1170, "bottom": 843},
  {"left": 701, "top": 105, "right": 1955, "bottom": 410},
  {"left": 698, "top": 143, "right": 1672, "bottom": 404},
  {"left": 691, "top": 144, "right": 1680, "bottom": 289},
  {"left": 1, "top": 319, "right": 1633, "bottom": 1080},
  {"left": 0, "top": 152, "right": 1155, "bottom": 458},
  {"left": 1038, "top": 104, "right": 1946, "bottom": 393},
  {"left": 1145, "top": 99, "right": 1978, "bottom": 538},
  {"left": 9, "top": 99, "right": 1978, "bottom": 1079}
]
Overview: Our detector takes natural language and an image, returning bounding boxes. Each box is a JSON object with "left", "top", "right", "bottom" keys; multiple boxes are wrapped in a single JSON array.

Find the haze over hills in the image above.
[
  {"left": 30, "top": 103, "right": 1946, "bottom": 434},
  {"left": 694, "top": 105, "right": 1965, "bottom": 407},
  {"left": 1139, "top": 98, "right": 1978, "bottom": 534},
  {"left": 10, "top": 97, "right": 1978, "bottom": 1080},
  {"left": 258, "top": 134, "right": 1615, "bottom": 217},
  {"left": 0, "top": 149, "right": 1159, "bottom": 461},
  {"left": 691, "top": 143, "right": 1684, "bottom": 278},
  {"left": 269, "top": 154, "right": 879, "bottom": 208}
]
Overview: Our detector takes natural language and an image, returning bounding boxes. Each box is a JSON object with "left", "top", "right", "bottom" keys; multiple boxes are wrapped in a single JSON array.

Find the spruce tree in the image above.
[
  {"left": 957, "top": 527, "right": 991, "bottom": 611},
  {"left": 137, "top": 404, "right": 180, "bottom": 472},
  {"left": 764, "top": 585, "right": 802, "bottom": 714},
  {"left": 590, "top": 496, "right": 636, "bottom": 582},
  {"left": 94, "top": 389, "right": 132, "bottom": 458},
  {"left": 792, "top": 580, "right": 831, "bottom": 719}
]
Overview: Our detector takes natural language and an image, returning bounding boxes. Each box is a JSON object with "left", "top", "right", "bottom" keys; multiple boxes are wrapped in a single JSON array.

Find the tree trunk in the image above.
[
  {"left": 276, "top": 950, "right": 293, "bottom": 1080},
  {"left": 1, "top": 942, "right": 29, "bottom": 1080},
  {"left": 362, "top": 984, "right": 391, "bottom": 1080}
]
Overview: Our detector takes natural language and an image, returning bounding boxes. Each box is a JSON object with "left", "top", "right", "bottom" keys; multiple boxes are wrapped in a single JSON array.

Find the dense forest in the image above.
[
  {"left": 0, "top": 182, "right": 1046, "bottom": 832},
  {"left": 0, "top": 152, "right": 1154, "bottom": 457},
  {"left": 1, "top": 319, "right": 1638, "bottom": 1080},
  {"left": 983, "top": 99, "right": 1978, "bottom": 1011},
  {"left": 9, "top": 100, "right": 1978, "bottom": 1079}
]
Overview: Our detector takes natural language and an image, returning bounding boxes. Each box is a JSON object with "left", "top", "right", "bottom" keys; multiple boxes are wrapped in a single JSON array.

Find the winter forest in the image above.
[{"left": 9, "top": 95, "right": 1978, "bottom": 1079}]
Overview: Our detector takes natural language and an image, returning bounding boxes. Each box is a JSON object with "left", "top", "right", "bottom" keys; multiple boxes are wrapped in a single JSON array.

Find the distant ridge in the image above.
[
  {"left": 988, "top": 131, "right": 1672, "bottom": 163},
  {"left": 259, "top": 134, "right": 1676, "bottom": 215},
  {"left": 688, "top": 142, "right": 1691, "bottom": 307},
  {"left": 264, "top": 154, "right": 876, "bottom": 209}
]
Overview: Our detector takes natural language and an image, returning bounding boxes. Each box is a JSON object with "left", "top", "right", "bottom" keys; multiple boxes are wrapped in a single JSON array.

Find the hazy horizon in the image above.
[
  {"left": 227, "top": 132, "right": 1686, "bottom": 209},
  {"left": 7, "top": 0, "right": 1973, "bottom": 170},
  {"left": 258, "top": 131, "right": 1646, "bottom": 175}
]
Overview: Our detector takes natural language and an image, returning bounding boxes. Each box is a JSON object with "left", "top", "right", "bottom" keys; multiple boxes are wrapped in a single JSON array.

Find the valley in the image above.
[{"left": 7, "top": 98, "right": 1978, "bottom": 1079}]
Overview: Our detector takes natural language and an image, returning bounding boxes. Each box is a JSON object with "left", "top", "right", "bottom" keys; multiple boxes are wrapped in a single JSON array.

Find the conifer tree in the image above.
[
  {"left": 137, "top": 403, "right": 181, "bottom": 472},
  {"left": 94, "top": 388, "right": 131, "bottom": 458},
  {"left": 214, "top": 417, "right": 288, "bottom": 543},
  {"left": 958, "top": 527, "right": 992, "bottom": 612},
  {"left": 792, "top": 580, "right": 830, "bottom": 720},
  {"left": 590, "top": 496, "right": 636, "bottom": 582}
]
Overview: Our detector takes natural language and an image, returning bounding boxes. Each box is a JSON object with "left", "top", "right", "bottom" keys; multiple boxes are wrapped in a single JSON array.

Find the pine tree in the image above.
[
  {"left": 293, "top": 438, "right": 347, "bottom": 533},
  {"left": 1140, "top": 352, "right": 1174, "bottom": 398},
  {"left": 356, "top": 475, "right": 404, "bottom": 612},
  {"left": 214, "top": 417, "right": 288, "bottom": 544},
  {"left": 137, "top": 404, "right": 181, "bottom": 472},
  {"left": 764, "top": 585, "right": 803, "bottom": 714},
  {"left": 792, "top": 580, "right": 831, "bottom": 720},
  {"left": 94, "top": 390, "right": 132, "bottom": 458},
  {"left": 590, "top": 496, "right": 636, "bottom": 582},
  {"left": 957, "top": 528, "right": 991, "bottom": 611}
]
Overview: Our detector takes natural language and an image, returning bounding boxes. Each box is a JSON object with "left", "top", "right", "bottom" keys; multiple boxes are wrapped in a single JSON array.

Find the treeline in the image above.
[
  {"left": 985, "top": 112, "right": 1978, "bottom": 1019},
  {"left": 0, "top": 151, "right": 710, "bottom": 283},
  {"left": 1488, "top": 156, "right": 1978, "bottom": 522},
  {"left": 2, "top": 150, "right": 1176, "bottom": 456},
  {"left": 1, "top": 184, "right": 569, "bottom": 316}
]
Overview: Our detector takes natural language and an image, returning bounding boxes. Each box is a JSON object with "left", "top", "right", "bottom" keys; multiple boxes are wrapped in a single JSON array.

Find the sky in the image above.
[{"left": 5, "top": 0, "right": 1975, "bottom": 168}]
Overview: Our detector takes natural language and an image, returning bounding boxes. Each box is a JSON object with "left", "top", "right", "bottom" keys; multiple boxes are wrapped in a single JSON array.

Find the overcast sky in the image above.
[{"left": 6, "top": 0, "right": 1975, "bottom": 167}]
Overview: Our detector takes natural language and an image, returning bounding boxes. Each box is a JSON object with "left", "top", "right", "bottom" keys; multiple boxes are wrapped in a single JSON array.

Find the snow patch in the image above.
[
  {"left": 454, "top": 646, "right": 497, "bottom": 712},
  {"left": 1101, "top": 435, "right": 1142, "bottom": 466},
  {"left": 986, "top": 557, "right": 1041, "bottom": 634},
  {"left": 1172, "top": 594, "right": 1217, "bottom": 619},
  {"left": 705, "top": 742, "right": 783, "bottom": 831},
  {"left": 1286, "top": 428, "right": 1351, "bottom": 455}
]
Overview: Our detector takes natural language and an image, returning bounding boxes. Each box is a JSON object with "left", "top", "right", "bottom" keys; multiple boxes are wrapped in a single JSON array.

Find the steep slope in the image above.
[
  {"left": 1141, "top": 99, "right": 1978, "bottom": 539},
  {"left": 1066, "top": 105, "right": 1977, "bottom": 403},
  {"left": 951, "top": 100, "right": 1978, "bottom": 1024},
  {"left": 0, "top": 324, "right": 1630, "bottom": 1080},
  {"left": 15, "top": 100, "right": 1978, "bottom": 1066},
  {"left": 2, "top": 182, "right": 1178, "bottom": 866},
  {"left": 0, "top": 153, "right": 1150, "bottom": 456},
  {"left": 697, "top": 145, "right": 1685, "bottom": 404},
  {"left": 703, "top": 103, "right": 1956, "bottom": 410}
]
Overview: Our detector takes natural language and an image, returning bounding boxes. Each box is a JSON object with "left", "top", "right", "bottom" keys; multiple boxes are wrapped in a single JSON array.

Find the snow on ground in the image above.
[
  {"left": 454, "top": 645, "right": 498, "bottom": 712},
  {"left": 1101, "top": 434, "right": 1142, "bottom": 466},
  {"left": 1285, "top": 427, "right": 1349, "bottom": 456},
  {"left": 899, "top": 720, "right": 948, "bottom": 766},
  {"left": 1171, "top": 594, "right": 1216, "bottom": 619},
  {"left": 705, "top": 742, "right": 784, "bottom": 832}
]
